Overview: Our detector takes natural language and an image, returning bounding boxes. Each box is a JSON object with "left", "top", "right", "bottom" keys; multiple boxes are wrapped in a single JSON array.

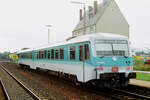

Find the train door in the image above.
[
  {"left": 79, "top": 45, "right": 85, "bottom": 82},
  {"left": 79, "top": 43, "right": 90, "bottom": 82},
  {"left": 32, "top": 50, "right": 36, "bottom": 69}
]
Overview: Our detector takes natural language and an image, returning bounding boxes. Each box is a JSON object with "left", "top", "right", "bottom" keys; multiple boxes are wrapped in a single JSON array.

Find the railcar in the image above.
[{"left": 17, "top": 32, "right": 136, "bottom": 87}]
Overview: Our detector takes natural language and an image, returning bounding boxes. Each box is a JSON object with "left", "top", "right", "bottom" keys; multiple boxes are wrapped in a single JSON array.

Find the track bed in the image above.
[
  {"left": 1, "top": 62, "right": 150, "bottom": 100},
  {"left": 0, "top": 64, "right": 40, "bottom": 100}
]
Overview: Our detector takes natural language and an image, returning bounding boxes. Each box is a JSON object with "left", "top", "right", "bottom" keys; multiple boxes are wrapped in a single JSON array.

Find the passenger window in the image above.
[
  {"left": 85, "top": 44, "right": 90, "bottom": 60},
  {"left": 39, "top": 51, "right": 41, "bottom": 59},
  {"left": 55, "top": 49, "right": 58, "bottom": 59},
  {"left": 60, "top": 48, "right": 64, "bottom": 60},
  {"left": 37, "top": 53, "right": 39, "bottom": 59},
  {"left": 41, "top": 51, "right": 44, "bottom": 59},
  {"left": 51, "top": 49, "right": 54, "bottom": 59},
  {"left": 30, "top": 52, "right": 32, "bottom": 59},
  {"left": 70, "top": 46, "right": 75, "bottom": 60},
  {"left": 44, "top": 50, "right": 47, "bottom": 59},
  {"left": 48, "top": 50, "right": 50, "bottom": 59},
  {"left": 79, "top": 46, "right": 83, "bottom": 61}
]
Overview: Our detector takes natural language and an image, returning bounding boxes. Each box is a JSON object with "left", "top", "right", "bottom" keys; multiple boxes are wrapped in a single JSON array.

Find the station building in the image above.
[{"left": 72, "top": 0, "right": 129, "bottom": 38}]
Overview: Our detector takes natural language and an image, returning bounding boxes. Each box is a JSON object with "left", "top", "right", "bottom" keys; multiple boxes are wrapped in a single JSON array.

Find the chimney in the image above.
[
  {"left": 80, "top": 9, "right": 82, "bottom": 21},
  {"left": 94, "top": 1, "right": 98, "bottom": 15}
]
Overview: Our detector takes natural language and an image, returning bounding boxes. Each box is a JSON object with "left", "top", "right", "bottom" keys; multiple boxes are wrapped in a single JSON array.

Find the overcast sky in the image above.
[{"left": 0, "top": 0, "right": 150, "bottom": 52}]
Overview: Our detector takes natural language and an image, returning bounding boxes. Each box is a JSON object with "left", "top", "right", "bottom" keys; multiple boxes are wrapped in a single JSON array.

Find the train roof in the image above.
[{"left": 18, "top": 32, "right": 128, "bottom": 53}]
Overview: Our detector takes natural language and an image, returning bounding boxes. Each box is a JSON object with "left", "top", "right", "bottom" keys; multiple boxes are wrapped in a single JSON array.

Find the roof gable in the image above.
[{"left": 73, "top": 0, "right": 113, "bottom": 31}]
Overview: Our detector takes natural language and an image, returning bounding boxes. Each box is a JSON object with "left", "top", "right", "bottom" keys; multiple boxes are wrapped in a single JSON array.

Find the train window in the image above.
[
  {"left": 37, "top": 53, "right": 39, "bottom": 59},
  {"left": 60, "top": 48, "right": 64, "bottom": 60},
  {"left": 42, "top": 51, "right": 44, "bottom": 59},
  {"left": 79, "top": 46, "right": 83, "bottom": 61},
  {"left": 44, "top": 50, "right": 47, "bottom": 59},
  {"left": 55, "top": 49, "right": 58, "bottom": 59},
  {"left": 21, "top": 54, "right": 23, "bottom": 58},
  {"left": 39, "top": 51, "right": 41, "bottom": 59},
  {"left": 51, "top": 49, "right": 54, "bottom": 59},
  {"left": 85, "top": 44, "right": 90, "bottom": 60},
  {"left": 70, "top": 46, "right": 75, "bottom": 60},
  {"left": 48, "top": 50, "right": 50, "bottom": 59},
  {"left": 30, "top": 52, "right": 32, "bottom": 59}
]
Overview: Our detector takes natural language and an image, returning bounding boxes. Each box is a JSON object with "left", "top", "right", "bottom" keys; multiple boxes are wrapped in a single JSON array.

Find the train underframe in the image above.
[
  {"left": 89, "top": 72, "right": 136, "bottom": 88},
  {"left": 19, "top": 63, "right": 136, "bottom": 88}
]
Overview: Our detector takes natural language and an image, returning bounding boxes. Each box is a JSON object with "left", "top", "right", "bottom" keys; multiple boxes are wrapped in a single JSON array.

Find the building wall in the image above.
[
  {"left": 72, "top": 25, "right": 96, "bottom": 37},
  {"left": 96, "top": 0, "right": 129, "bottom": 37}
]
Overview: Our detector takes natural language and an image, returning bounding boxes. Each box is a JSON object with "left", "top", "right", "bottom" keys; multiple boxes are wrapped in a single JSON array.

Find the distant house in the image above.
[{"left": 72, "top": 0, "right": 129, "bottom": 38}]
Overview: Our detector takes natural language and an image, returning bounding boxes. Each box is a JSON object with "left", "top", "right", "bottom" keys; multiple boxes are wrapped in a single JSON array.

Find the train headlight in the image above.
[
  {"left": 99, "top": 67, "right": 103, "bottom": 71},
  {"left": 112, "top": 56, "right": 117, "bottom": 61},
  {"left": 126, "top": 66, "right": 130, "bottom": 71}
]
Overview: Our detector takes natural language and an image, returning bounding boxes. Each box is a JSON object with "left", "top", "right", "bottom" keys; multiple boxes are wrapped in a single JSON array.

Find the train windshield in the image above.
[{"left": 95, "top": 40, "right": 129, "bottom": 57}]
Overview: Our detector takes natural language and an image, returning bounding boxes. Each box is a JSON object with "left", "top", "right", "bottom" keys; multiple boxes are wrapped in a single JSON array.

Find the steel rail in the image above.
[
  {"left": 0, "top": 64, "right": 41, "bottom": 100},
  {"left": 0, "top": 79, "right": 10, "bottom": 100},
  {"left": 112, "top": 88, "right": 150, "bottom": 100}
]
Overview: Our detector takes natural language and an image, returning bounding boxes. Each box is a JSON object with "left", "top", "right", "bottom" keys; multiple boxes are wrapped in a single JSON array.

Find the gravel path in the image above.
[
  {"left": 1, "top": 62, "right": 109, "bottom": 100},
  {"left": 0, "top": 65, "right": 34, "bottom": 100},
  {"left": 130, "top": 79, "right": 150, "bottom": 88}
]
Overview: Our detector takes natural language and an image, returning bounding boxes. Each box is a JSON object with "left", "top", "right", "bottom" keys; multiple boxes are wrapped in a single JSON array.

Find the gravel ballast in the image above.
[{"left": 1, "top": 62, "right": 109, "bottom": 100}]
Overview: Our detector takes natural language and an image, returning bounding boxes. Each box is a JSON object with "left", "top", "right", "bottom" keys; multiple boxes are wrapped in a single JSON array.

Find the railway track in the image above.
[
  {"left": 111, "top": 87, "right": 150, "bottom": 100},
  {"left": 0, "top": 79, "right": 10, "bottom": 100},
  {"left": 1, "top": 62, "right": 150, "bottom": 100},
  {"left": 81, "top": 83, "right": 150, "bottom": 100},
  {"left": 0, "top": 64, "right": 41, "bottom": 100}
]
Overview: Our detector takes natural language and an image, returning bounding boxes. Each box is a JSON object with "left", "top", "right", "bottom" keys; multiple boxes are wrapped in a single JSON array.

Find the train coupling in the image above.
[{"left": 128, "top": 72, "right": 136, "bottom": 79}]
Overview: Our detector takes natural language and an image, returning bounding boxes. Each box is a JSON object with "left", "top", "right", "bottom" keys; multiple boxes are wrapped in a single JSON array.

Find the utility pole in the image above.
[{"left": 71, "top": 1, "right": 86, "bottom": 35}]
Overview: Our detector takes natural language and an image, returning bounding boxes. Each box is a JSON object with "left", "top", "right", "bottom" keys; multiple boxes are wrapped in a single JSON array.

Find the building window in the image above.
[
  {"left": 60, "top": 48, "right": 64, "bottom": 60},
  {"left": 51, "top": 49, "right": 54, "bottom": 59},
  {"left": 70, "top": 46, "right": 75, "bottom": 60},
  {"left": 55, "top": 49, "right": 58, "bottom": 59},
  {"left": 90, "top": 26, "right": 94, "bottom": 33},
  {"left": 48, "top": 50, "right": 50, "bottom": 59},
  {"left": 85, "top": 44, "right": 90, "bottom": 60}
]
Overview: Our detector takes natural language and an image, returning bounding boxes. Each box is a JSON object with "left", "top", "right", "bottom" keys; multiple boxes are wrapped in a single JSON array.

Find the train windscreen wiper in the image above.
[
  {"left": 111, "top": 43, "right": 115, "bottom": 56},
  {"left": 124, "top": 55, "right": 129, "bottom": 58},
  {"left": 99, "top": 56, "right": 104, "bottom": 58}
]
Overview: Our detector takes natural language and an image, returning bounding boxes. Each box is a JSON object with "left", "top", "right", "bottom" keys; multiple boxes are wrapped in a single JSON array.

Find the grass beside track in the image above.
[
  {"left": 134, "top": 60, "right": 150, "bottom": 81},
  {"left": 136, "top": 73, "right": 150, "bottom": 81}
]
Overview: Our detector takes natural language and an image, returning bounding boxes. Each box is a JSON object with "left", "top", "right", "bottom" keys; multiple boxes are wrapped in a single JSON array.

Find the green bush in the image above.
[
  {"left": 133, "top": 60, "right": 144, "bottom": 67},
  {"left": 133, "top": 60, "right": 150, "bottom": 71}
]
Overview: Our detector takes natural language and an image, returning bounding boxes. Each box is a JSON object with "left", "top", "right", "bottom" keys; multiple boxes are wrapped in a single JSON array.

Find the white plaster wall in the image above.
[
  {"left": 96, "top": 0, "right": 129, "bottom": 37},
  {"left": 72, "top": 25, "right": 96, "bottom": 37}
]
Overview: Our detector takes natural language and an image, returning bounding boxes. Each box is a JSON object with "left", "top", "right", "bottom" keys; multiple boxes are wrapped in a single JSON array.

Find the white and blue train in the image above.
[{"left": 17, "top": 32, "right": 136, "bottom": 87}]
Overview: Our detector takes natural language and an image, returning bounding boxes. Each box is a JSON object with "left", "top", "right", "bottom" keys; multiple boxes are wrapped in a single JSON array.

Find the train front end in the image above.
[{"left": 92, "top": 39, "right": 136, "bottom": 87}]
